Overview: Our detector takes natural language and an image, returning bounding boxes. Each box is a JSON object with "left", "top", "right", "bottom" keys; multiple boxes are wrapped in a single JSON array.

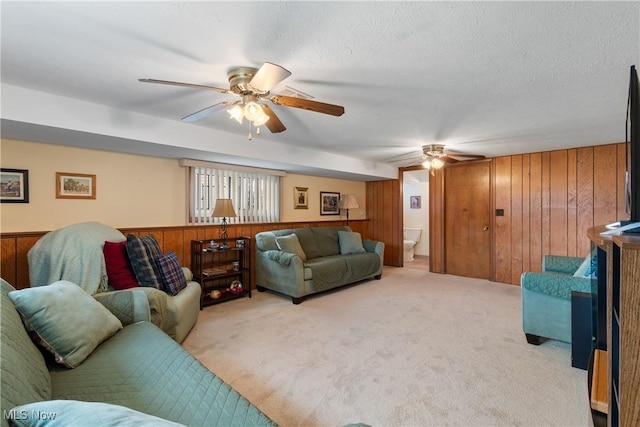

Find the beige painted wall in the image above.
[
  {"left": 1, "top": 138, "right": 367, "bottom": 232},
  {"left": 281, "top": 173, "right": 366, "bottom": 222}
]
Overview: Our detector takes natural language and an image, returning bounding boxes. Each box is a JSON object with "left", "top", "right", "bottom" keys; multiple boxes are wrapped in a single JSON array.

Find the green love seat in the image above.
[
  {"left": 1, "top": 278, "right": 277, "bottom": 427},
  {"left": 255, "top": 226, "right": 384, "bottom": 304}
]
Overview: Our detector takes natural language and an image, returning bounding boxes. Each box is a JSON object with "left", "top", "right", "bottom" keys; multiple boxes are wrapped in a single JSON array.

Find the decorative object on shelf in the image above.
[
  {"left": 55, "top": 172, "right": 96, "bottom": 200},
  {"left": 209, "top": 290, "right": 222, "bottom": 299},
  {"left": 410, "top": 195, "right": 421, "bottom": 209},
  {"left": 211, "top": 199, "right": 237, "bottom": 249},
  {"left": 320, "top": 192, "right": 340, "bottom": 215},
  {"left": 209, "top": 240, "right": 219, "bottom": 250},
  {"left": 232, "top": 261, "right": 240, "bottom": 272},
  {"left": 338, "top": 194, "right": 359, "bottom": 224},
  {"left": 294, "top": 186, "right": 309, "bottom": 209},
  {"left": 0, "top": 168, "right": 29, "bottom": 203},
  {"left": 235, "top": 239, "right": 245, "bottom": 248},
  {"left": 228, "top": 280, "right": 243, "bottom": 295}
]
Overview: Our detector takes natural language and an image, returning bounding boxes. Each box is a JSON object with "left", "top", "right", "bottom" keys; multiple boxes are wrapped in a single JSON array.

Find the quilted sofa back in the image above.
[
  {"left": 0, "top": 279, "right": 52, "bottom": 426},
  {"left": 255, "top": 226, "right": 352, "bottom": 259}
]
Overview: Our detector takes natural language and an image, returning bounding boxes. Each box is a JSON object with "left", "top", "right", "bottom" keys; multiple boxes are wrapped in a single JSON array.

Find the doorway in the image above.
[
  {"left": 403, "top": 169, "right": 430, "bottom": 268},
  {"left": 444, "top": 160, "right": 492, "bottom": 279}
]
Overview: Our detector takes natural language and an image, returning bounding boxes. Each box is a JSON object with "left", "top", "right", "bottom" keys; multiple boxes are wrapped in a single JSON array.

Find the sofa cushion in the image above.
[
  {"left": 48, "top": 321, "right": 276, "bottom": 426},
  {"left": 103, "top": 241, "right": 139, "bottom": 290},
  {"left": 311, "top": 226, "right": 349, "bottom": 257},
  {"left": 126, "top": 234, "right": 164, "bottom": 289},
  {"left": 276, "top": 234, "right": 307, "bottom": 261},
  {"left": 293, "top": 228, "right": 321, "bottom": 259},
  {"left": 0, "top": 279, "right": 52, "bottom": 417},
  {"left": 9, "top": 400, "right": 185, "bottom": 427},
  {"left": 157, "top": 251, "right": 188, "bottom": 296},
  {"left": 8, "top": 280, "right": 123, "bottom": 368},
  {"left": 338, "top": 231, "right": 366, "bottom": 255}
]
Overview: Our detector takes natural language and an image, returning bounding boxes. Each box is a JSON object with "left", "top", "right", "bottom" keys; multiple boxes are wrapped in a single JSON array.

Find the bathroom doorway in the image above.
[{"left": 402, "top": 169, "right": 430, "bottom": 270}]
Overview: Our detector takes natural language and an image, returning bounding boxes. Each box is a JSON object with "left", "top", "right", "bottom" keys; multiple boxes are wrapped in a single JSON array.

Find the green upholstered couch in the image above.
[
  {"left": 255, "top": 226, "right": 384, "bottom": 304},
  {"left": 1, "top": 279, "right": 276, "bottom": 427},
  {"left": 520, "top": 254, "right": 595, "bottom": 344}
]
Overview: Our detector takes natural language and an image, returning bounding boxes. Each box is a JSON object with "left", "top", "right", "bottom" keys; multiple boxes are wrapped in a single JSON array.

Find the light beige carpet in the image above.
[{"left": 182, "top": 265, "right": 589, "bottom": 427}]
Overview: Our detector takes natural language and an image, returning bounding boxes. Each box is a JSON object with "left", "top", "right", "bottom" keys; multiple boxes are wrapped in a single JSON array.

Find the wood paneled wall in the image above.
[
  {"left": 1, "top": 220, "right": 370, "bottom": 290},
  {"left": 366, "top": 179, "right": 402, "bottom": 266},
  {"left": 493, "top": 143, "right": 627, "bottom": 284}
]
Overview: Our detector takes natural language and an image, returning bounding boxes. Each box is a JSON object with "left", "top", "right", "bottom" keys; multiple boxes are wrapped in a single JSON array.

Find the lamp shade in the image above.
[
  {"left": 339, "top": 194, "right": 359, "bottom": 210},
  {"left": 211, "top": 199, "right": 237, "bottom": 218}
]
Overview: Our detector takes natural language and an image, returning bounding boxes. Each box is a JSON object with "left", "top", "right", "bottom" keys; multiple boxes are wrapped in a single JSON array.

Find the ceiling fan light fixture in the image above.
[
  {"left": 431, "top": 158, "right": 445, "bottom": 169},
  {"left": 422, "top": 158, "right": 431, "bottom": 168},
  {"left": 228, "top": 105, "right": 244, "bottom": 124},
  {"left": 243, "top": 101, "right": 263, "bottom": 122},
  {"left": 253, "top": 110, "right": 270, "bottom": 127}
]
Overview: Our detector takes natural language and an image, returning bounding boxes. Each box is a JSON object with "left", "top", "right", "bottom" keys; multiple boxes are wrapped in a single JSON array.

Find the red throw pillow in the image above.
[{"left": 103, "top": 241, "right": 139, "bottom": 290}]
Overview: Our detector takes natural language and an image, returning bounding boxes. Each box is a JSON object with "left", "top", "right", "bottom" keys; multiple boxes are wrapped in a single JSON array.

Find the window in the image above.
[{"left": 189, "top": 164, "right": 281, "bottom": 224}]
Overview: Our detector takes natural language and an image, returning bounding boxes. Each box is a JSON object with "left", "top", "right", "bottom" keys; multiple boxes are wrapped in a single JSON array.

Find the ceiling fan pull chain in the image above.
[{"left": 248, "top": 121, "right": 253, "bottom": 141}]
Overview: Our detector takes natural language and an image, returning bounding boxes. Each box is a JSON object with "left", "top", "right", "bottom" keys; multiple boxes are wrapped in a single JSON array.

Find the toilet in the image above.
[{"left": 403, "top": 227, "right": 422, "bottom": 262}]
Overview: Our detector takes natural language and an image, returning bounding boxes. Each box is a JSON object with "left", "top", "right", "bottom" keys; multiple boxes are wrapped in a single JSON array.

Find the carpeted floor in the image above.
[{"left": 182, "top": 265, "right": 589, "bottom": 427}]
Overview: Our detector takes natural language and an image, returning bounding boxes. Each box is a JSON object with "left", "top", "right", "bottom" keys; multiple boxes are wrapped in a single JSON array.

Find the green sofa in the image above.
[
  {"left": 520, "top": 254, "right": 595, "bottom": 344},
  {"left": 1, "top": 279, "right": 277, "bottom": 427},
  {"left": 255, "top": 226, "right": 384, "bottom": 304}
]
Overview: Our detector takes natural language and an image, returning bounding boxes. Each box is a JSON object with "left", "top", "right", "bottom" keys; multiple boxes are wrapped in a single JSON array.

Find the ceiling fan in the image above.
[
  {"left": 139, "top": 62, "right": 345, "bottom": 139},
  {"left": 391, "top": 144, "right": 486, "bottom": 169}
]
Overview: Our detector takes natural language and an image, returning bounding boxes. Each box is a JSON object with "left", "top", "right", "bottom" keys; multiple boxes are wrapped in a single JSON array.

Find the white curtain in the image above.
[{"left": 190, "top": 166, "right": 280, "bottom": 224}]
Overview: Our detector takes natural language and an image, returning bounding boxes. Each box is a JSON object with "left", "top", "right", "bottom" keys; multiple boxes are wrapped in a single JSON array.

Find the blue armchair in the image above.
[{"left": 521, "top": 255, "right": 595, "bottom": 345}]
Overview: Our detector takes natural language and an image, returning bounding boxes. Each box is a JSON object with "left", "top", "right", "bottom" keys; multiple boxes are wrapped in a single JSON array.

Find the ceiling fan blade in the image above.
[
  {"left": 440, "top": 155, "right": 460, "bottom": 164},
  {"left": 139, "top": 78, "right": 234, "bottom": 95},
  {"left": 181, "top": 100, "right": 240, "bottom": 122},
  {"left": 443, "top": 153, "right": 486, "bottom": 162},
  {"left": 260, "top": 105, "right": 286, "bottom": 133},
  {"left": 270, "top": 95, "right": 345, "bottom": 117},
  {"left": 249, "top": 62, "right": 292, "bottom": 93}
]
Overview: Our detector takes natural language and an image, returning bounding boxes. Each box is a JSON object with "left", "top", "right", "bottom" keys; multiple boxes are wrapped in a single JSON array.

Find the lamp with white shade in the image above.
[
  {"left": 338, "top": 194, "right": 359, "bottom": 225},
  {"left": 211, "top": 199, "right": 237, "bottom": 249}
]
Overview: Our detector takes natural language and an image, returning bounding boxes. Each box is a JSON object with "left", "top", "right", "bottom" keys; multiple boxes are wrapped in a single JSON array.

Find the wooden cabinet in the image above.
[
  {"left": 609, "top": 234, "right": 640, "bottom": 427},
  {"left": 191, "top": 238, "right": 251, "bottom": 308},
  {"left": 588, "top": 226, "right": 640, "bottom": 427}
]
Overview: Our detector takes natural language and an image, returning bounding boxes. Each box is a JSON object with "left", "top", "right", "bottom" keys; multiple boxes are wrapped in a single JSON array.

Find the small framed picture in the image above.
[
  {"left": 410, "top": 195, "right": 421, "bottom": 209},
  {"left": 294, "top": 186, "right": 309, "bottom": 209},
  {"left": 1, "top": 168, "right": 29, "bottom": 203},
  {"left": 320, "top": 191, "right": 340, "bottom": 215},
  {"left": 56, "top": 172, "right": 96, "bottom": 199}
]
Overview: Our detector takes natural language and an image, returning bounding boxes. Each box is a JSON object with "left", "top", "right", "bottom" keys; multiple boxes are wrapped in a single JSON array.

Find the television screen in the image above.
[{"left": 627, "top": 65, "right": 639, "bottom": 221}]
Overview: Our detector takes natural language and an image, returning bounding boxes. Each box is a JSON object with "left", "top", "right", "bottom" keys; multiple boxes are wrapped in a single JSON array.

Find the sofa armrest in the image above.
[
  {"left": 256, "top": 250, "right": 306, "bottom": 297},
  {"left": 94, "top": 289, "right": 150, "bottom": 325},
  {"left": 181, "top": 266, "right": 193, "bottom": 282},
  {"left": 542, "top": 255, "right": 585, "bottom": 275}
]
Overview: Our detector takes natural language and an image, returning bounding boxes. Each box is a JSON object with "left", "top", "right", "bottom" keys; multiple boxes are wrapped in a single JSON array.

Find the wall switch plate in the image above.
[{"left": 496, "top": 209, "right": 504, "bottom": 216}]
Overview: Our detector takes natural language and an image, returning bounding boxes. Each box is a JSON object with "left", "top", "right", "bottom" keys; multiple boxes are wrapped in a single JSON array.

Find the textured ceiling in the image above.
[{"left": 1, "top": 1, "right": 638, "bottom": 180}]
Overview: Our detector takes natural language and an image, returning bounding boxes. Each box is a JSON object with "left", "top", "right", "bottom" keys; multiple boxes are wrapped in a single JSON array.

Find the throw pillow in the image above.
[
  {"left": 8, "top": 281, "right": 122, "bottom": 368},
  {"left": 338, "top": 231, "right": 366, "bottom": 255},
  {"left": 157, "top": 251, "right": 188, "bottom": 296},
  {"left": 9, "top": 400, "right": 184, "bottom": 427},
  {"left": 574, "top": 251, "right": 597, "bottom": 279},
  {"left": 103, "top": 241, "right": 139, "bottom": 290},
  {"left": 276, "top": 233, "right": 307, "bottom": 261},
  {"left": 125, "top": 234, "right": 164, "bottom": 289}
]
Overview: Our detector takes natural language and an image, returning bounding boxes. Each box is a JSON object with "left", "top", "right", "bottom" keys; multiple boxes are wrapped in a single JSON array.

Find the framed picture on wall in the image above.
[
  {"left": 320, "top": 191, "right": 340, "bottom": 215},
  {"left": 294, "top": 186, "right": 309, "bottom": 209},
  {"left": 1, "top": 168, "right": 29, "bottom": 203},
  {"left": 410, "top": 195, "right": 421, "bottom": 209},
  {"left": 56, "top": 172, "right": 96, "bottom": 199}
]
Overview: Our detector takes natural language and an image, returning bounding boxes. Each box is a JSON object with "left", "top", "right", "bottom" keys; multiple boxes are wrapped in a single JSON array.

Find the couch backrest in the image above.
[
  {"left": 1, "top": 279, "right": 52, "bottom": 425},
  {"left": 255, "top": 226, "right": 351, "bottom": 259}
]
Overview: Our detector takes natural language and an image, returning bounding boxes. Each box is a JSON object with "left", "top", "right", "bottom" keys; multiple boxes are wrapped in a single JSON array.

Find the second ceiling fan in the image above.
[{"left": 139, "top": 62, "right": 345, "bottom": 138}]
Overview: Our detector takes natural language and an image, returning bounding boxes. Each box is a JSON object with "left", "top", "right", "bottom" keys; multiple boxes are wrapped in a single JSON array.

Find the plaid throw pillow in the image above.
[
  {"left": 157, "top": 251, "right": 187, "bottom": 296},
  {"left": 125, "top": 234, "right": 163, "bottom": 289}
]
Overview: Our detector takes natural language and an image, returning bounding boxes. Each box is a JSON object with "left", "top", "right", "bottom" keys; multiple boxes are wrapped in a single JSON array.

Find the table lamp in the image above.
[
  {"left": 338, "top": 194, "right": 359, "bottom": 225},
  {"left": 211, "top": 198, "right": 237, "bottom": 249}
]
